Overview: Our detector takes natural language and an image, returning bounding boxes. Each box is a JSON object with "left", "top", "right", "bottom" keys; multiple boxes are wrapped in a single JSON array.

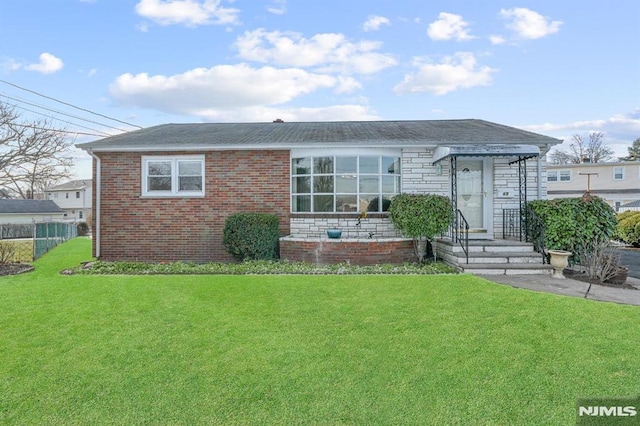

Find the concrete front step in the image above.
[
  {"left": 435, "top": 238, "right": 551, "bottom": 275},
  {"left": 461, "top": 263, "right": 553, "bottom": 275},
  {"left": 452, "top": 251, "right": 545, "bottom": 265}
]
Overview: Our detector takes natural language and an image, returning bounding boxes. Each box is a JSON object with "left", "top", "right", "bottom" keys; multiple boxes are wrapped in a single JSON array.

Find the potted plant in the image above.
[
  {"left": 548, "top": 249, "right": 572, "bottom": 279},
  {"left": 326, "top": 228, "right": 342, "bottom": 239}
]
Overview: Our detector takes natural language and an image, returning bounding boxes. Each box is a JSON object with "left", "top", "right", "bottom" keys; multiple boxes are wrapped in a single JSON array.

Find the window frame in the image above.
[
  {"left": 141, "top": 155, "right": 205, "bottom": 197},
  {"left": 547, "top": 170, "right": 571, "bottom": 182},
  {"left": 613, "top": 166, "right": 624, "bottom": 181},
  {"left": 290, "top": 149, "right": 401, "bottom": 213}
]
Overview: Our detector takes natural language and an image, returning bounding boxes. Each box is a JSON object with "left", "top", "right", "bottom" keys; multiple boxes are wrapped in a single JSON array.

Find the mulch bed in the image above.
[
  {"left": 0, "top": 263, "right": 34, "bottom": 276},
  {"left": 565, "top": 269, "right": 638, "bottom": 290}
]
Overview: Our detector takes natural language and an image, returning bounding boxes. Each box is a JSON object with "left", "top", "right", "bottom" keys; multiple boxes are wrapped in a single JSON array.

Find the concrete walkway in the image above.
[{"left": 478, "top": 274, "right": 640, "bottom": 306}]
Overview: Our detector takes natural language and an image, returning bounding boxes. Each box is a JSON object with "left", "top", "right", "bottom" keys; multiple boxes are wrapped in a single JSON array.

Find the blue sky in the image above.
[{"left": 1, "top": 0, "right": 638, "bottom": 179}]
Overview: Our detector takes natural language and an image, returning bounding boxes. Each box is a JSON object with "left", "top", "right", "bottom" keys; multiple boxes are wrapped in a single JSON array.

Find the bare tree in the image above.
[
  {"left": 548, "top": 132, "right": 614, "bottom": 165},
  {"left": 0, "top": 102, "right": 74, "bottom": 198}
]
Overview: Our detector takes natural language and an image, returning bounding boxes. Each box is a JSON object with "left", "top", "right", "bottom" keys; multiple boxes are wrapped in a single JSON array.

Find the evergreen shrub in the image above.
[{"left": 223, "top": 213, "right": 280, "bottom": 261}]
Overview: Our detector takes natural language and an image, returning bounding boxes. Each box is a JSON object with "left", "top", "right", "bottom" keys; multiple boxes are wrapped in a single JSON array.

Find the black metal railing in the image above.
[
  {"left": 445, "top": 209, "right": 469, "bottom": 263},
  {"left": 502, "top": 207, "right": 547, "bottom": 264}
]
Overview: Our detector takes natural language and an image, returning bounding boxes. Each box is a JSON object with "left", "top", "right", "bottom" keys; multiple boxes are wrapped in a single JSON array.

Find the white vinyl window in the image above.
[
  {"left": 547, "top": 170, "right": 571, "bottom": 182},
  {"left": 613, "top": 167, "right": 624, "bottom": 180},
  {"left": 142, "top": 155, "right": 205, "bottom": 197}
]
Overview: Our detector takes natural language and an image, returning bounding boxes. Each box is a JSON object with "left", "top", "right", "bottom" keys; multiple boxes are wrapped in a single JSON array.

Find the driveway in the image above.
[{"left": 619, "top": 247, "right": 640, "bottom": 279}]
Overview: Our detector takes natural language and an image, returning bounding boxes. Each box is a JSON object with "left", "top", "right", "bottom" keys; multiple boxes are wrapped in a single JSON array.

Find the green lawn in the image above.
[{"left": 1, "top": 238, "right": 639, "bottom": 425}]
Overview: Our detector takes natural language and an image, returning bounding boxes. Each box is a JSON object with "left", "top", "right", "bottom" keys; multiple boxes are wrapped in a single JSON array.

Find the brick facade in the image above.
[
  {"left": 93, "top": 150, "right": 290, "bottom": 262},
  {"left": 280, "top": 237, "right": 415, "bottom": 265}
]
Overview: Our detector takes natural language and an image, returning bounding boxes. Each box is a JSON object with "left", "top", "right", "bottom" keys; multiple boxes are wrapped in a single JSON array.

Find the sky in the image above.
[{"left": 1, "top": 0, "right": 639, "bottom": 180}]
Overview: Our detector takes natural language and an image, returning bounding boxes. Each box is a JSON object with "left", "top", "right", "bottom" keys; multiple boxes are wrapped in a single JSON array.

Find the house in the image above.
[
  {"left": 45, "top": 179, "right": 92, "bottom": 222},
  {"left": 77, "top": 120, "right": 561, "bottom": 268},
  {"left": 546, "top": 162, "right": 640, "bottom": 212},
  {"left": 0, "top": 199, "right": 66, "bottom": 224}
]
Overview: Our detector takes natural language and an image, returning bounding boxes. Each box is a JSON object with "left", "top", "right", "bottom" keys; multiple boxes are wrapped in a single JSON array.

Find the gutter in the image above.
[{"left": 87, "top": 150, "right": 101, "bottom": 258}]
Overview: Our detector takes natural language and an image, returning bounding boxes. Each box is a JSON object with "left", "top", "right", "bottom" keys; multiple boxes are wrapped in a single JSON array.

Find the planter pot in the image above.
[
  {"left": 605, "top": 267, "right": 629, "bottom": 285},
  {"left": 548, "top": 250, "right": 571, "bottom": 279},
  {"left": 326, "top": 229, "right": 342, "bottom": 239}
]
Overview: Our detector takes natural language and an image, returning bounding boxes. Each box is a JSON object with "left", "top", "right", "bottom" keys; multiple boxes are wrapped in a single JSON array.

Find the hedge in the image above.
[{"left": 223, "top": 213, "right": 280, "bottom": 261}]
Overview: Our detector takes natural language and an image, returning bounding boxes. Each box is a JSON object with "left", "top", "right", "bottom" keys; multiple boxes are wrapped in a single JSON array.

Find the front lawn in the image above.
[{"left": 1, "top": 238, "right": 639, "bottom": 424}]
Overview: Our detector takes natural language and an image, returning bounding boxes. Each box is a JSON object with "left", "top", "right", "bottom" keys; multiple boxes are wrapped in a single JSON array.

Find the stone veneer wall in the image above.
[{"left": 290, "top": 215, "right": 400, "bottom": 238}]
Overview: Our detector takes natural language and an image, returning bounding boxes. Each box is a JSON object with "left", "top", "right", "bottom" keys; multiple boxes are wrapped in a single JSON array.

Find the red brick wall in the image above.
[
  {"left": 92, "top": 150, "right": 290, "bottom": 262},
  {"left": 280, "top": 238, "right": 416, "bottom": 265}
]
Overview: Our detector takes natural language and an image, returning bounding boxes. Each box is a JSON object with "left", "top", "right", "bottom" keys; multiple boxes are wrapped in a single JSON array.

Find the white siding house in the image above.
[
  {"left": 45, "top": 179, "right": 92, "bottom": 222},
  {"left": 547, "top": 162, "right": 640, "bottom": 212}
]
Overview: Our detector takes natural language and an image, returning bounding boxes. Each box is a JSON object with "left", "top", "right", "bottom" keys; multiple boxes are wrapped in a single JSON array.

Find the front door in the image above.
[{"left": 457, "top": 159, "right": 493, "bottom": 237}]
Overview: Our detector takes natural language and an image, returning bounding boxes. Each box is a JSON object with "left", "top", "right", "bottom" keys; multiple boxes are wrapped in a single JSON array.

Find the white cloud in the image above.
[
  {"left": 235, "top": 29, "right": 397, "bottom": 74},
  {"left": 393, "top": 52, "right": 496, "bottom": 95},
  {"left": 194, "top": 104, "right": 380, "bottom": 122},
  {"left": 266, "top": 0, "right": 286, "bottom": 15},
  {"left": 109, "top": 63, "right": 342, "bottom": 116},
  {"left": 25, "top": 53, "right": 64, "bottom": 74},
  {"left": 489, "top": 35, "right": 506, "bottom": 45},
  {"left": 523, "top": 110, "right": 640, "bottom": 158},
  {"left": 500, "top": 8, "right": 562, "bottom": 39},
  {"left": 134, "top": 0, "right": 240, "bottom": 27},
  {"left": 363, "top": 15, "right": 390, "bottom": 32},
  {"left": 427, "top": 12, "right": 474, "bottom": 41},
  {"left": 1, "top": 58, "right": 22, "bottom": 72}
]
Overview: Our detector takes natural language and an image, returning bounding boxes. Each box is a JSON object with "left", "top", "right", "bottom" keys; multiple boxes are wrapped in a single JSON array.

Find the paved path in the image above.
[
  {"left": 479, "top": 274, "right": 640, "bottom": 306},
  {"left": 620, "top": 247, "right": 640, "bottom": 279}
]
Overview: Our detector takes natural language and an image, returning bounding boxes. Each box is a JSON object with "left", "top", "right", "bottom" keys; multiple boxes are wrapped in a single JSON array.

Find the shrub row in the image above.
[{"left": 71, "top": 260, "right": 458, "bottom": 275}]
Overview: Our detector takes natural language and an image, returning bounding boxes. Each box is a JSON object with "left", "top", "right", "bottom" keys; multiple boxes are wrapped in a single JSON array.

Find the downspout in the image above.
[{"left": 88, "top": 150, "right": 101, "bottom": 258}]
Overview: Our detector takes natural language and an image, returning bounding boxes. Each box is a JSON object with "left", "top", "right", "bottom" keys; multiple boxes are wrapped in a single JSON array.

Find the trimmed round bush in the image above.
[
  {"left": 528, "top": 196, "right": 617, "bottom": 252},
  {"left": 617, "top": 211, "right": 640, "bottom": 246},
  {"left": 223, "top": 213, "right": 280, "bottom": 261}
]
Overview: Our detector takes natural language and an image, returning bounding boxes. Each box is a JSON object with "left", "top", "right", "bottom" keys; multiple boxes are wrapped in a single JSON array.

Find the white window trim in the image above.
[
  {"left": 290, "top": 150, "right": 402, "bottom": 213},
  {"left": 547, "top": 170, "right": 571, "bottom": 182},
  {"left": 141, "top": 155, "right": 205, "bottom": 197},
  {"left": 613, "top": 166, "right": 625, "bottom": 181}
]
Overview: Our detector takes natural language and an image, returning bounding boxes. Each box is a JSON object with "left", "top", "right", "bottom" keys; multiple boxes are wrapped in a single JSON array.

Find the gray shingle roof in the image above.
[
  {"left": 46, "top": 179, "right": 92, "bottom": 191},
  {"left": 621, "top": 200, "right": 640, "bottom": 208},
  {"left": 0, "top": 200, "right": 65, "bottom": 214},
  {"left": 76, "top": 119, "right": 562, "bottom": 152}
]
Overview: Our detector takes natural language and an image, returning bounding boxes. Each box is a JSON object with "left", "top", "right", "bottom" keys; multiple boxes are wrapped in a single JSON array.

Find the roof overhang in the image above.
[{"left": 432, "top": 144, "right": 540, "bottom": 165}]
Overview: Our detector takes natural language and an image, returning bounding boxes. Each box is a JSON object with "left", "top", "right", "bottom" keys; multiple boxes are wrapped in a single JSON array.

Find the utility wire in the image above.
[
  {"left": 9, "top": 122, "right": 110, "bottom": 138},
  {"left": 0, "top": 92, "right": 130, "bottom": 133},
  {"left": 0, "top": 79, "right": 143, "bottom": 129},
  {"left": 3, "top": 100, "right": 113, "bottom": 137}
]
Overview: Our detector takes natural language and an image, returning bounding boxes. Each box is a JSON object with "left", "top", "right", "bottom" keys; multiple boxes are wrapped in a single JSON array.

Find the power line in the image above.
[
  {"left": 0, "top": 92, "right": 131, "bottom": 133},
  {"left": 9, "top": 122, "right": 110, "bottom": 138},
  {"left": 0, "top": 79, "right": 143, "bottom": 130},
  {"left": 2, "top": 100, "right": 113, "bottom": 137}
]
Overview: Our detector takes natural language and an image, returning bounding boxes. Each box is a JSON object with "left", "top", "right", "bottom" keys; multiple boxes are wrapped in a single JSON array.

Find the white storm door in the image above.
[{"left": 457, "top": 159, "right": 493, "bottom": 236}]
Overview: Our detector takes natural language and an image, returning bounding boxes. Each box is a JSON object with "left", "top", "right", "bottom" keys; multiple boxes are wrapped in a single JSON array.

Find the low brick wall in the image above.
[{"left": 280, "top": 236, "right": 415, "bottom": 265}]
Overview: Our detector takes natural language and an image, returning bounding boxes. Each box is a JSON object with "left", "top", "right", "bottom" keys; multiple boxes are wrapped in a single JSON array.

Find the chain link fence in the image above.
[{"left": 0, "top": 222, "right": 78, "bottom": 262}]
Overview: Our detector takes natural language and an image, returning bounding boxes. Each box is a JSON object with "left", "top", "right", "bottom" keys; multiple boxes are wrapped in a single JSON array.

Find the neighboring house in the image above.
[
  {"left": 77, "top": 120, "right": 561, "bottom": 264},
  {"left": 619, "top": 200, "right": 640, "bottom": 212},
  {"left": 546, "top": 162, "right": 640, "bottom": 212},
  {"left": 45, "top": 179, "right": 92, "bottom": 222},
  {"left": 0, "top": 199, "right": 66, "bottom": 224}
]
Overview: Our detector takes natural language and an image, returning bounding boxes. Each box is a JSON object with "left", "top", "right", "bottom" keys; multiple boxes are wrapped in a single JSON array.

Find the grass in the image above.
[{"left": 1, "top": 237, "right": 640, "bottom": 424}]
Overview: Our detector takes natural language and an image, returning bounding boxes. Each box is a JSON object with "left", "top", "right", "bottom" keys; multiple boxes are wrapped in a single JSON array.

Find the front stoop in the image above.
[{"left": 434, "top": 238, "right": 553, "bottom": 275}]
